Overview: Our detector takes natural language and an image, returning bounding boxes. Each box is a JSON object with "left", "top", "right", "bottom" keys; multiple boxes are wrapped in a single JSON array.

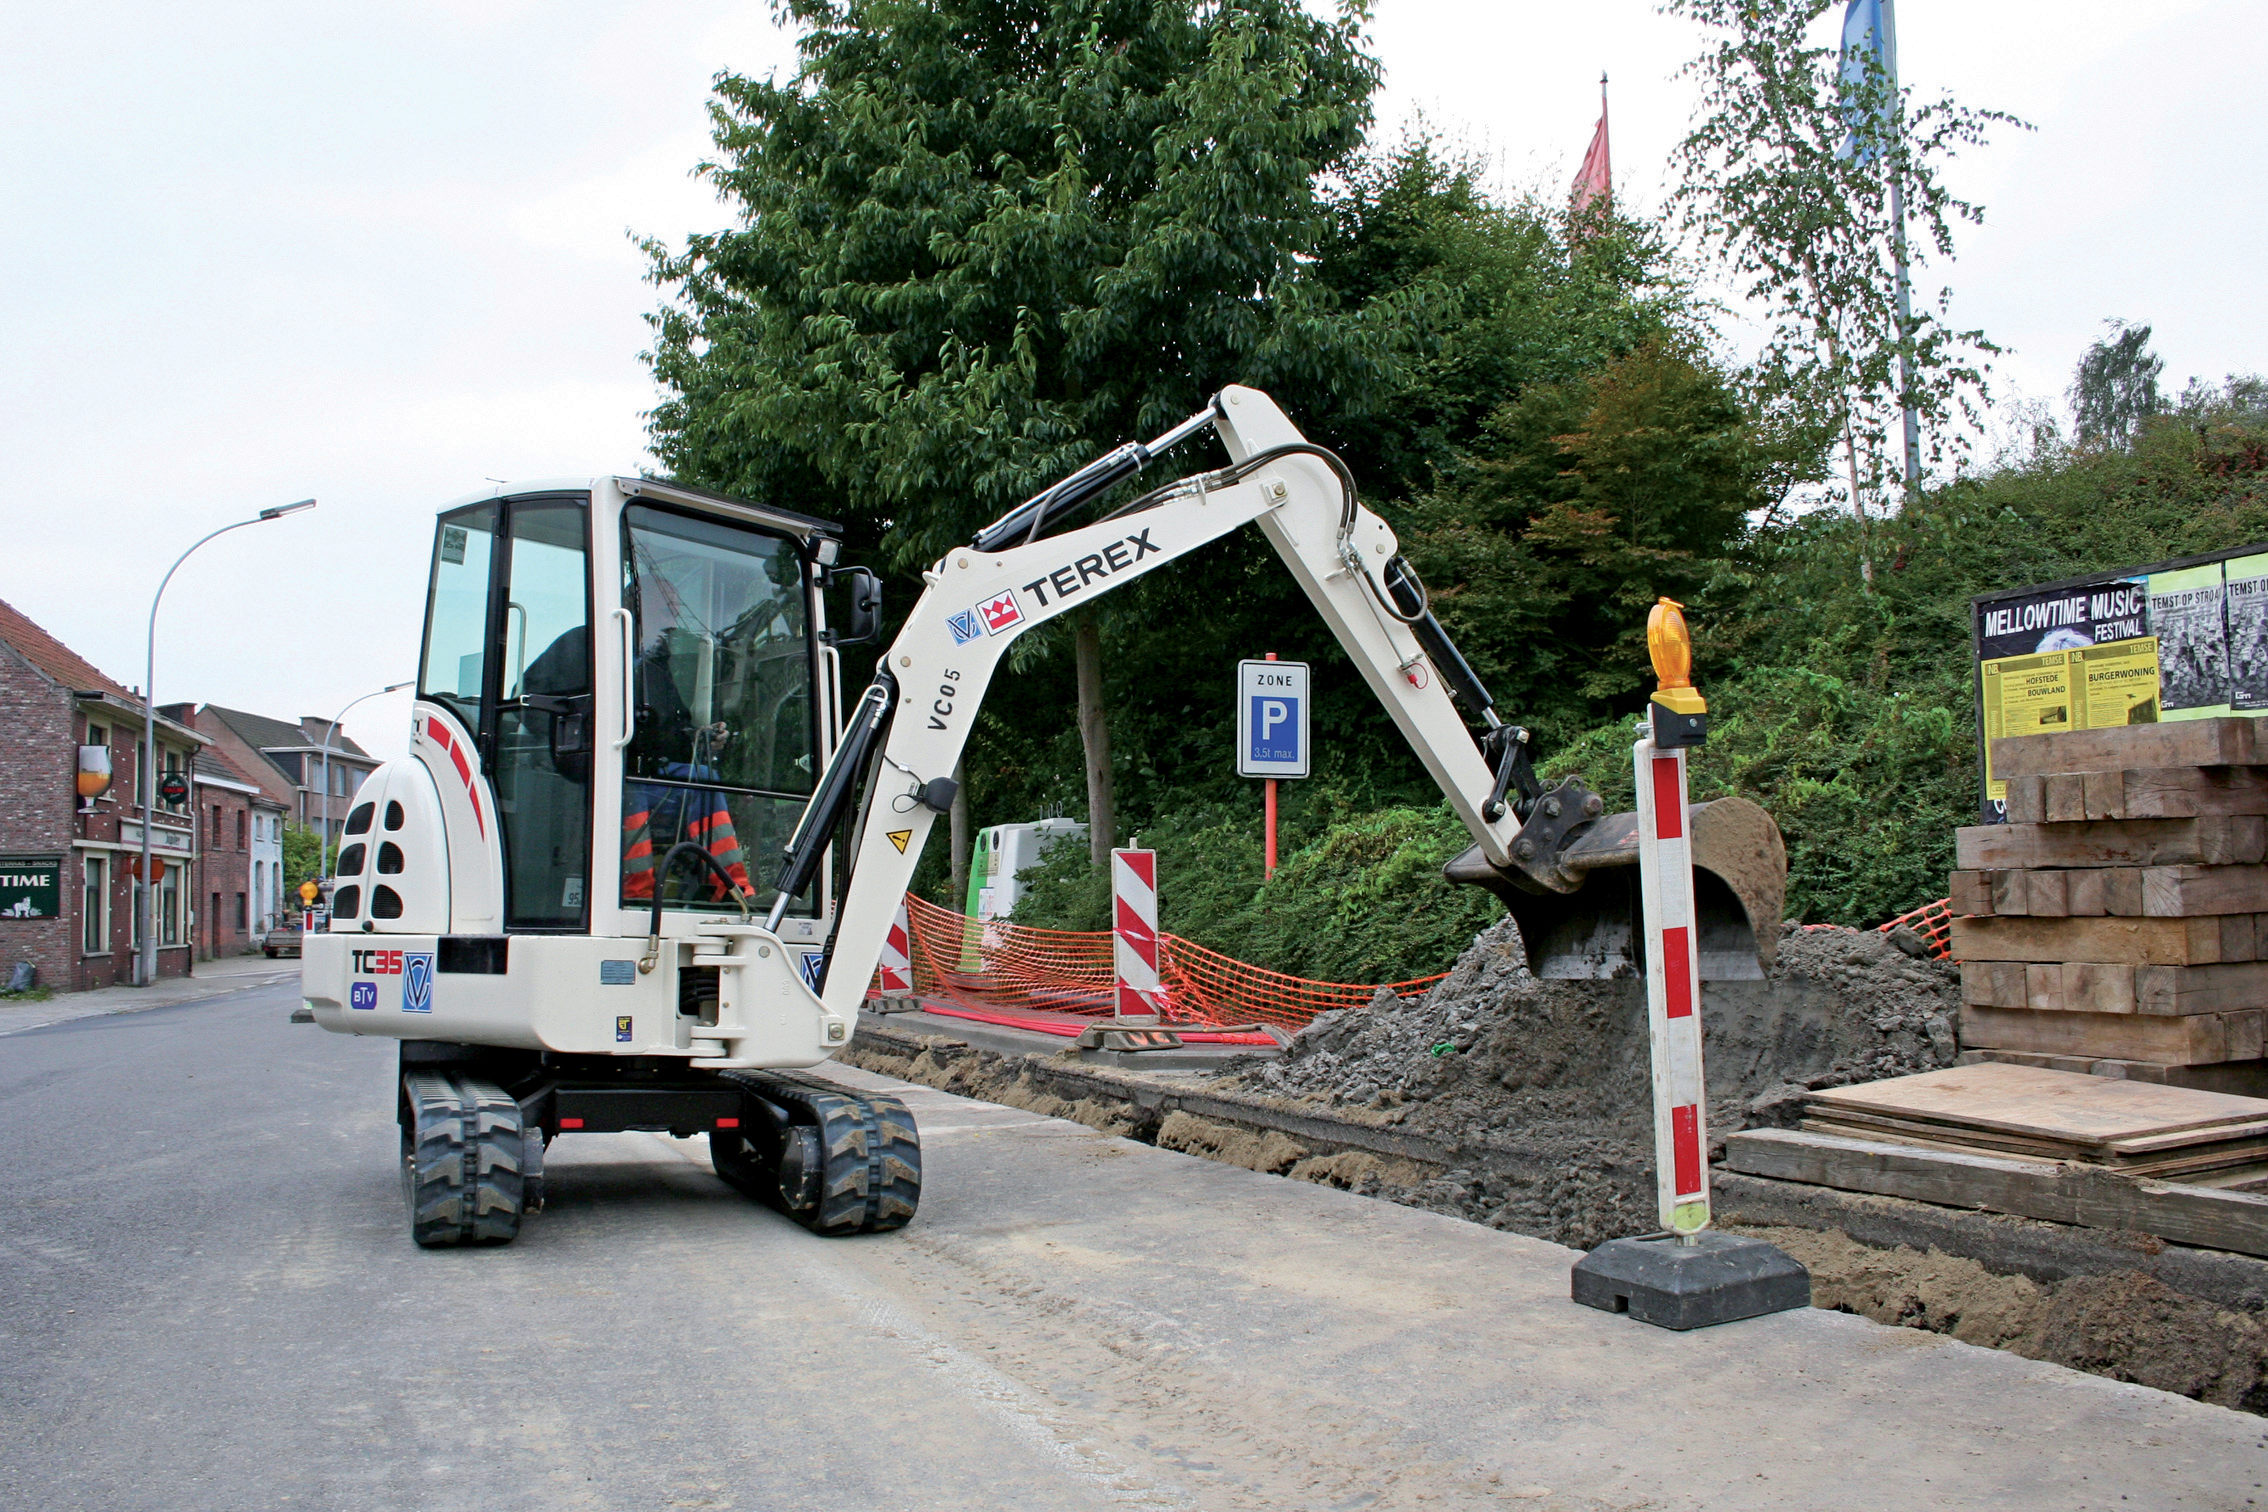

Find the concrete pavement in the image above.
[
  {"left": 0, "top": 950, "right": 296, "bottom": 1036},
  {"left": 1, "top": 976, "right": 2262, "bottom": 1511}
]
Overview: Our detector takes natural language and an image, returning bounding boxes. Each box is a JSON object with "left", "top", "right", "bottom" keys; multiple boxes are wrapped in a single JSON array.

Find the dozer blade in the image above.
[{"left": 1444, "top": 794, "right": 1786, "bottom": 980}]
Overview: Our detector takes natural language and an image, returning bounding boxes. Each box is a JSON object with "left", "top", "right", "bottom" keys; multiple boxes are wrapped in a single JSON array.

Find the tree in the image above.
[
  {"left": 281, "top": 822, "right": 326, "bottom": 898},
  {"left": 2070, "top": 320, "right": 2164, "bottom": 448},
  {"left": 1666, "top": 0, "right": 2022, "bottom": 581},
  {"left": 644, "top": 0, "right": 1387, "bottom": 865}
]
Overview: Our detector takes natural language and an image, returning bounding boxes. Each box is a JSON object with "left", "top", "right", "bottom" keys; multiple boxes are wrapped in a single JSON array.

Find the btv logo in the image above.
[{"left": 977, "top": 591, "right": 1023, "bottom": 633}]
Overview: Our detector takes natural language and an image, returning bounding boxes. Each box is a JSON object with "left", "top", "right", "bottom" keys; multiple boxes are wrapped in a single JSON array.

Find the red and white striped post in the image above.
[
  {"left": 1633, "top": 735, "right": 1710, "bottom": 1236},
  {"left": 875, "top": 897, "right": 913, "bottom": 999},
  {"left": 1112, "top": 847, "right": 1166, "bottom": 1018}
]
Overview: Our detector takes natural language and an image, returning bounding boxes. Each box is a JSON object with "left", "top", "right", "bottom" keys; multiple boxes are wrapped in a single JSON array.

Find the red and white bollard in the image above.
[
  {"left": 1633, "top": 734, "right": 1710, "bottom": 1237},
  {"left": 875, "top": 897, "right": 913, "bottom": 999},
  {"left": 1112, "top": 847, "right": 1166, "bottom": 1017},
  {"left": 1570, "top": 597, "right": 1809, "bottom": 1329}
]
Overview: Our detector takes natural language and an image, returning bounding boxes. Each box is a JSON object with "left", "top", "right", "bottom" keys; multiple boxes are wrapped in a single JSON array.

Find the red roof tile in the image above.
[{"left": 0, "top": 597, "right": 137, "bottom": 704}]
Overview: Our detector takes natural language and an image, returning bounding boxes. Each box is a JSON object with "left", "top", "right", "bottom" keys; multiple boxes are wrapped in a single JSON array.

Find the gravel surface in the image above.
[{"left": 1237, "top": 917, "right": 1962, "bottom": 1248}]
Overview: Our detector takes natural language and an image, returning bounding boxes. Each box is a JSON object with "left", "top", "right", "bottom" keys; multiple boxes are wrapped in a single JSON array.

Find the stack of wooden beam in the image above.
[{"left": 1948, "top": 718, "right": 2268, "bottom": 1095}]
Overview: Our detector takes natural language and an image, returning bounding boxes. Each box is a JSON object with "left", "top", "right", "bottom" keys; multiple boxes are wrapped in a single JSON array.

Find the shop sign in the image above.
[{"left": 0, "top": 856, "right": 64, "bottom": 919}]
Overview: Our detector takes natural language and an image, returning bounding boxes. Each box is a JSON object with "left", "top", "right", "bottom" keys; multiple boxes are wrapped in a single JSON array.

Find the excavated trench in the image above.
[{"left": 845, "top": 917, "right": 2268, "bottom": 1414}]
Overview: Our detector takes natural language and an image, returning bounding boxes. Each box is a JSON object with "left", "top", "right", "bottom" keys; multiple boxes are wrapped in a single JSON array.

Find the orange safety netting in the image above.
[
  {"left": 892, "top": 892, "right": 1447, "bottom": 1034},
  {"left": 1880, "top": 897, "right": 1956, "bottom": 960}
]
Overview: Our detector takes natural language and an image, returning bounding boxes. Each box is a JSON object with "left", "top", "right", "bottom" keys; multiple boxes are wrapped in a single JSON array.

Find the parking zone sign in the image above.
[{"left": 1236, "top": 660, "right": 1310, "bottom": 778}]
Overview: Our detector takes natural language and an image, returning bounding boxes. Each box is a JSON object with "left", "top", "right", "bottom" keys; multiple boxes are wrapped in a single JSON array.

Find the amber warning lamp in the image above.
[{"left": 1646, "top": 597, "right": 1708, "bottom": 749}]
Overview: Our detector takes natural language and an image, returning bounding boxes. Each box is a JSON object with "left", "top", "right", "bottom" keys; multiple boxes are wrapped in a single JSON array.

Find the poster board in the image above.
[{"left": 1973, "top": 544, "right": 2268, "bottom": 820}]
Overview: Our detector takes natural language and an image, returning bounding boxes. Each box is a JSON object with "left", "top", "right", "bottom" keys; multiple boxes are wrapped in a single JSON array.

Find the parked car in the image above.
[{"left": 263, "top": 922, "right": 302, "bottom": 959}]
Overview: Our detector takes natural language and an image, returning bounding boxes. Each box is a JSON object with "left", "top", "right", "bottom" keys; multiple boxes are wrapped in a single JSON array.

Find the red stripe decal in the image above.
[
  {"left": 1120, "top": 850, "right": 1155, "bottom": 889},
  {"left": 1651, "top": 756, "right": 1684, "bottom": 840},
  {"left": 1663, "top": 925, "right": 1694, "bottom": 1018},
  {"left": 1671, "top": 1104, "right": 1701, "bottom": 1195}
]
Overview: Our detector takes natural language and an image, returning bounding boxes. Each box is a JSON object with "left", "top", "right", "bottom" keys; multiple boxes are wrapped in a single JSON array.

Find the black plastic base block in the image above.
[{"left": 1571, "top": 1232, "right": 1811, "bottom": 1330}]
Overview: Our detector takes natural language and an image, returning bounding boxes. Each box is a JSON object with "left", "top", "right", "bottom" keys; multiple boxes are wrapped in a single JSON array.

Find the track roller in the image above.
[
  {"left": 713, "top": 1071, "right": 921, "bottom": 1235},
  {"left": 401, "top": 1070, "right": 527, "bottom": 1248}
]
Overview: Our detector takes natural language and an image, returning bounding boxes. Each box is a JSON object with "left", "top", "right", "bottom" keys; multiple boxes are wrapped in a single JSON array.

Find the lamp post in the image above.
[
  {"left": 319, "top": 682, "right": 413, "bottom": 876},
  {"left": 136, "top": 499, "right": 317, "bottom": 987}
]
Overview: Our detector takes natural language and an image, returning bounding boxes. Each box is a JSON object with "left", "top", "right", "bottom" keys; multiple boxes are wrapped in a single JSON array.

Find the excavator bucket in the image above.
[{"left": 1444, "top": 792, "right": 1786, "bottom": 980}]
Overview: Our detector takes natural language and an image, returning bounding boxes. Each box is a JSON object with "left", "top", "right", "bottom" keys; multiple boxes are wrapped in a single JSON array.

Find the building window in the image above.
[
  {"left": 160, "top": 870, "right": 180, "bottom": 946},
  {"left": 82, "top": 857, "right": 107, "bottom": 954},
  {"left": 235, "top": 892, "right": 247, "bottom": 931},
  {"left": 87, "top": 721, "right": 107, "bottom": 748},
  {"left": 236, "top": 810, "right": 247, "bottom": 849}
]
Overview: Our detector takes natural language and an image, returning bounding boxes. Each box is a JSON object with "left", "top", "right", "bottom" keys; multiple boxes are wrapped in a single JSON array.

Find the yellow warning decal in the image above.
[{"left": 886, "top": 829, "right": 912, "bottom": 854}]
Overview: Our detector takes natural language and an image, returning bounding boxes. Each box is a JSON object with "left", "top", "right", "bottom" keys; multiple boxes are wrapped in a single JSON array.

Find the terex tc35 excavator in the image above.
[{"left": 301, "top": 386, "right": 1785, "bottom": 1248}]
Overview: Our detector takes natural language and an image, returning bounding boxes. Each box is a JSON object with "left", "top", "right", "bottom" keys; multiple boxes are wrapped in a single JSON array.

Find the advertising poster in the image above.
[
  {"left": 1974, "top": 576, "right": 2152, "bottom": 808},
  {"left": 2149, "top": 563, "right": 2232, "bottom": 720},
  {"left": 2225, "top": 552, "right": 2268, "bottom": 711}
]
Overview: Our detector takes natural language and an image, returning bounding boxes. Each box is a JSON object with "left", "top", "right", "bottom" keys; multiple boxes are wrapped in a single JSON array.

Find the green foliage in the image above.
[
  {"left": 1533, "top": 374, "right": 2268, "bottom": 929},
  {"left": 2069, "top": 320, "right": 2165, "bottom": 449},
  {"left": 1401, "top": 335, "right": 1774, "bottom": 734},
  {"left": 645, "top": 0, "right": 1386, "bottom": 570},
  {"left": 1010, "top": 797, "right": 1498, "bottom": 985},
  {"left": 282, "top": 822, "right": 327, "bottom": 894}
]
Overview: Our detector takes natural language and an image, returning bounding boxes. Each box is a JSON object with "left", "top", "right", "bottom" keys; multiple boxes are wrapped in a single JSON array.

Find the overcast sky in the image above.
[{"left": 3, "top": 0, "right": 2258, "bottom": 764}]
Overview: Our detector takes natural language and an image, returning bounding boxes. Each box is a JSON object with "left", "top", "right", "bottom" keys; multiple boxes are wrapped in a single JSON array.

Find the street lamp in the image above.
[
  {"left": 319, "top": 681, "right": 413, "bottom": 876},
  {"left": 136, "top": 499, "right": 317, "bottom": 988}
]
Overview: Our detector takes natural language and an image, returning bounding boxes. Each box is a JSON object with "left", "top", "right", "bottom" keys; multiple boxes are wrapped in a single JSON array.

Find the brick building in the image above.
[
  {"left": 0, "top": 599, "right": 205, "bottom": 990},
  {"left": 191, "top": 755, "right": 265, "bottom": 960},
  {"left": 188, "top": 704, "right": 380, "bottom": 847}
]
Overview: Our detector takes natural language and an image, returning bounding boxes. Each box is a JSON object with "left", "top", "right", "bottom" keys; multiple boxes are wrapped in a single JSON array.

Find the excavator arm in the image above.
[{"left": 783, "top": 385, "right": 1783, "bottom": 1024}]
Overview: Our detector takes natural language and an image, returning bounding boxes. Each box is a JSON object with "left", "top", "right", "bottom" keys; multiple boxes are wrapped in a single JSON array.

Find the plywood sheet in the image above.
[{"left": 1807, "top": 1061, "right": 2268, "bottom": 1145}]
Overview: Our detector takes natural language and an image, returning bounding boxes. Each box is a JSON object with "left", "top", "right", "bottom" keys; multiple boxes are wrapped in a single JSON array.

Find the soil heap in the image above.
[{"left": 1235, "top": 916, "right": 1960, "bottom": 1249}]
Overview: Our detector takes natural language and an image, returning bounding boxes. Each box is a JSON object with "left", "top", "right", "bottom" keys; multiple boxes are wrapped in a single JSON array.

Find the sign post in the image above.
[
  {"left": 1570, "top": 598, "right": 1811, "bottom": 1330},
  {"left": 1237, "top": 656, "right": 1309, "bottom": 879}
]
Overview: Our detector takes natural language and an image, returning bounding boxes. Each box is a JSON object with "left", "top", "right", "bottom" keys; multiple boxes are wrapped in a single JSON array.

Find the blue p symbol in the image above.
[{"left": 1249, "top": 696, "right": 1299, "bottom": 761}]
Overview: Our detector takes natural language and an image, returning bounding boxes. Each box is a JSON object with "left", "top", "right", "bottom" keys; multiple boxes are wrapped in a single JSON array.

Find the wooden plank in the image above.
[
  {"left": 1990, "top": 869, "right": 2030, "bottom": 915},
  {"left": 2067, "top": 868, "right": 2112, "bottom": 916},
  {"left": 2003, "top": 774, "right": 2046, "bottom": 825},
  {"left": 1949, "top": 914, "right": 2257, "bottom": 966},
  {"left": 1960, "top": 1004, "right": 2252, "bottom": 1064},
  {"left": 1989, "top": 718, "right": 2261, "bottom": 779},
  {"left": 1807, "top": 1062, "right": 2268, "bottom": 1142},
  {"left": 2092, "top": 767, "right": 2268, "bottom": 819},
  {"left": 1722, "top": 1128, "right": 2268, "bottom": 1257},
  {"left": 1956, "top": 817, "right": 2268, "bottom": 870},
  {"left": 1949, "top": 870, "right": 1994, "bottom": 917},
  {"left": 1960, "top": 960, "right": 2029, "bottom": 1009},
  {"left": 1797, "top": 1118, "right": 2268, "bottom": 1178},
  {"left": 2135, "top": 961, "right": 2268, "bottom": 1015},
  {"left": 2143, "top": 865, "right": 2268, "bottom": 916},
  {"left": 2022, "top": 962, "right": 2137, "bottom": 1014},
  {"left": 2028, "top": 870, "right": 2072, "bottom": 917},
  {"left": 2046, "top": 773, "right": 2089, "bottom": 823}
]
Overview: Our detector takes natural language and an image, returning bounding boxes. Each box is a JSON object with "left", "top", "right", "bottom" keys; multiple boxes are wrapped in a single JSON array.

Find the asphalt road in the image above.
[{"left": 3, "top": 978, "right": 2265, "bottom": 1512}]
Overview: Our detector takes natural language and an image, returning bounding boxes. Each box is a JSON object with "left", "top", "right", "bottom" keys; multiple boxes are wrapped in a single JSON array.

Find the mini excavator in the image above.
[{"left": 300, "top": 387, "right": 1786, "bottom": 1247}]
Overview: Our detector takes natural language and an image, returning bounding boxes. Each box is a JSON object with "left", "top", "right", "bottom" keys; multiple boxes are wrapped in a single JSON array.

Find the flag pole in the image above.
[{"left": 1883, "top": 0, "right": 1920, "bottom": 499}]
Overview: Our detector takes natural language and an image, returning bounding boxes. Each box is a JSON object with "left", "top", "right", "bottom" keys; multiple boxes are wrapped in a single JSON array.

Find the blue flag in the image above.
[{"left": 1838, "top": 0, "right": 1895, "bottom": 163}]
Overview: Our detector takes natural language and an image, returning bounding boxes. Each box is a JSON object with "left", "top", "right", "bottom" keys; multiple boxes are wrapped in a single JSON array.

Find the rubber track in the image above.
[
  {"left": 725, "top": 1071, "right": 921, "bottom": 1235},
  {"left": 402, "top": 1070, "right": 525, "bottom": 1248}
]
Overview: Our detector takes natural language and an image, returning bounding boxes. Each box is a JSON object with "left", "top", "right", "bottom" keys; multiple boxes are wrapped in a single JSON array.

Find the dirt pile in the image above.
[{"left": 1234, "top": 916, "right": 1961, "bottom": 1248}]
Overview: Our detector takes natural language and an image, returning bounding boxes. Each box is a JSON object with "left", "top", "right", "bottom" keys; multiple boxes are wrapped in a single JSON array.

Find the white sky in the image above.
[{"left": 3, "top": 0, "right": 2259, "bottom": 763}]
